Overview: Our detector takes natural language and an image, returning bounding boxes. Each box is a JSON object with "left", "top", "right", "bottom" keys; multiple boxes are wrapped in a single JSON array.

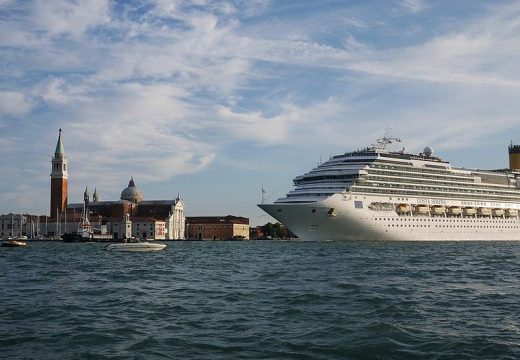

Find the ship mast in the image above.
[{"left": 373, "top": 125, "right": 401, "bottom": 152}]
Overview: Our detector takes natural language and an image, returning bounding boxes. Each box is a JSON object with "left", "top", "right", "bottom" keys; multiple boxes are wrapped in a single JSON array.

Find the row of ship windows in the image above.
[
  {"left": 295, "top": 174, "right": 358, "bottom": 184},
  {"left": 333, "top": 152, "right": 377, "bottom": 159},
  {"left": 290, "top": 186, "right": 509, "bottom": 197},
  {"left": 370, "top": 164, "right": 474, "bottom": 180},
  {"left": 374, "top": 218, "right": 518, "bottom": 222},
  {"left": 363, "top": 181, "right": 519, "bottom": 197},
  {"left": 365, "top": 174, "right": 515, "bottom": 193},
  {"left": 366, "top": 174, "right": 509, "bottom": 191},
  {"left": 373, "top": 159, "right": 414, "bottom": 167},
  {"left": 377, "top": 154, "right": 449, "bottom": 166},
  {"left": 287, "top": 193, "right": 333, "bottom": 197},
  {"left": 383, "top": 224, "right": 520, "bottom": 228},
  {"left": 369, "top": 170, "right": 474, "bottom": 183},
  {"left": 353, "top": 187, "right": 520, "bottom": 202}
]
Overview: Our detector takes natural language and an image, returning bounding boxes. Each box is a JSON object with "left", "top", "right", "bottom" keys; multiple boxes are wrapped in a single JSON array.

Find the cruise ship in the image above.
[{"left": 258, "top": 134, "right": 520, "bottom": 241}]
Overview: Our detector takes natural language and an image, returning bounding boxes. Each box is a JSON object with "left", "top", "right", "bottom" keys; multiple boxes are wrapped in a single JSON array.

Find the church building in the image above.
[{"left": 47, "top": 130, "right": 186, "bottom": 240}]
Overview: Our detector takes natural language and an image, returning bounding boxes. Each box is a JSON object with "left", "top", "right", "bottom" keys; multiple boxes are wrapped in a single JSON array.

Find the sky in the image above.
[{"left": 1, "top": 0, "right": 520, "bottom": 225}]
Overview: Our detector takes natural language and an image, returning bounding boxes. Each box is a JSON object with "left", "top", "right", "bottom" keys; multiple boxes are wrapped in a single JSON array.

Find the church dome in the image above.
[{"left": 120, "top": 177, "right": 143, "bottom": 203}]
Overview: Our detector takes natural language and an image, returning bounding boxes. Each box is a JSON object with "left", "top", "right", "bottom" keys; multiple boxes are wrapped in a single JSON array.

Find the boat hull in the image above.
[
  {"left": 105, "top": 243, "right": 167, "bottom": 252},
  {"left": 259, "top": 193, "right": 520, "bottom": 241},
  {"left": 62, "top": 232, "right": 116, "bottom": 243},
  {"left": 1, "top": 240, "right": 27, "bottom": 247}
]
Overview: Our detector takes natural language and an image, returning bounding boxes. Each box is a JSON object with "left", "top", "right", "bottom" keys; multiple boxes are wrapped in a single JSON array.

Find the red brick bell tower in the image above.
[{"left": 50, "top": 129, "right": 68, "bottom": 217}]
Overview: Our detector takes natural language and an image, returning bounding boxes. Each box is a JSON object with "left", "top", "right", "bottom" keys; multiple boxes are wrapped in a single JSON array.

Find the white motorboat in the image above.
[
  {"left": 105, "top": 240, "right": 166, "bottom": 252},
  {"left": 1, "top": 239, "right": 27, "bottom": 247}
]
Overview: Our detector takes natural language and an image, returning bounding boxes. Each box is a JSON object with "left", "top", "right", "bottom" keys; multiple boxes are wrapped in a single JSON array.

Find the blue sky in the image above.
[{"left": 1, "top": 0, "right": 520, "bottom": 225}]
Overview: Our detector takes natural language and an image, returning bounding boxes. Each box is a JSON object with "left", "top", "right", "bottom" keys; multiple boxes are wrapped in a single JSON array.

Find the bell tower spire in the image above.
[{"left": 50, "top": 129, "right": 68, "bottom": 217}]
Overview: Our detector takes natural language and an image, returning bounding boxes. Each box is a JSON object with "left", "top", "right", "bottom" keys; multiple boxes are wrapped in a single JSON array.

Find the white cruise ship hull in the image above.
[{"left": 259, "top": 194, "right": 520, "bottom": 241}]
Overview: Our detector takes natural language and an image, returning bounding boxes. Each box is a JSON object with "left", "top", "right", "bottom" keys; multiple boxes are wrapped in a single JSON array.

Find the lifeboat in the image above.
[
  {"left": 477, "top": 208, "right": 492, "bottom": 216},
  {"left": 368, "top": 202, "right": 395, "bottom": 211},
  {"left": 492, "top": 208, "right": 505, "bottom": 217},
  {"left": 413, "top": 205, "right": 430, "bottom": 215},
  {"left": 506, "top": 209, "right": 518, "bottom": 217},
  {"left": 447, "top": 206, "right": 462, "bottom": 215},
  {"left": 463, "top": 207, "right": 476, "bottom": 216},
  {"left": 396, "top": 204, "right": 411, "bottom": 213},
  {"left": 430, "top": 206, "right": 445, "bottom": 215}
]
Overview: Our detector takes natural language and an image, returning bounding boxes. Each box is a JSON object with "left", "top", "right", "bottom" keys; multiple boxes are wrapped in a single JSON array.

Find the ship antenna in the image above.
[
  {"left": 261, "top": 179, "right": 266, "bottom": 204},
  {"left": 375, "top": 125, "right": 401, "bottom": 151}
]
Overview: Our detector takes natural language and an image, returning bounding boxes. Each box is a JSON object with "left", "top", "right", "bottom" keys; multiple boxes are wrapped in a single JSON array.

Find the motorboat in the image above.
[
  {"left": 1, "top": 238, "right": 27, "bottom": 247},
  {"left": 105, "top": 239, "right": 166, "bottom": 252}
]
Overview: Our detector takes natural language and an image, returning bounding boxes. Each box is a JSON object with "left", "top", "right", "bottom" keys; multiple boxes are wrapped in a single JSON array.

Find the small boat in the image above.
[
  {"left": 3, "top": 215, "right": 28, "bottom": 247},
  {"left": 463, "top": 207, "right": 476, "bottom": 216},
  {"left": 105, "top": 239, "right": 166, "bottom": 252},
  {"left": 492, "top": 208, "right": 505, "bottom": 217},
  {"left": 413, "top": 205, "right": 429, "bottom": 214},
  {"left": 368, "top": 202, "right": 395, "bottom": 211},
  {"left": 1, "top": 239, "right": 27, "bottom": 247},
  {"left": 63, "top": 201, "right": 114, "bottom": 242},
  {"left": 62, "top": 232, "right": 114, "bottom": 243},
  {"left": 506, "top": 209, "right": 519, "bottom": 217},
  {"left": 431, "top": 206, "right": 445, "bottom": 215},
  {"left": 477, "top": 207, "right": 492, "bottom": 216},
  {"left": 447, "top": 206, "right": 462, "bottom": 215},
  {"left": 396, "top": 204, "right": 411, "bottom": 213}
]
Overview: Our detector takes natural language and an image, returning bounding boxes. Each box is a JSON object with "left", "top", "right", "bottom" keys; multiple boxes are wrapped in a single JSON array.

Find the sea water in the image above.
[{"left": 1, "top": 240, "right": 520, "bottom": 359}]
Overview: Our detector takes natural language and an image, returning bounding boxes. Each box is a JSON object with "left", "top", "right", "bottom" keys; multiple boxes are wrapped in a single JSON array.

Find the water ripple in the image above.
[{"left": 2, "top": 241, "right": 520, "bottom": 359}]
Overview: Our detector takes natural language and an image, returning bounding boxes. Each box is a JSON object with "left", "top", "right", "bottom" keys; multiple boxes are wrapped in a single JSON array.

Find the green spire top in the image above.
[{"left": 54, "top": 128, "right": 65, "bottom": 156}]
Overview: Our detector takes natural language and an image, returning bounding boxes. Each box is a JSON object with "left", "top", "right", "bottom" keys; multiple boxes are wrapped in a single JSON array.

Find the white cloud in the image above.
[
  {"left": 54, "top": 82, "right": 218, "bottom": 195},
  {"left": 34, "top": 77, "right": 89, "bottom": 105},
  {"left": 400, "top": 0, "right": 427, "bottom": 13},
  {"left": 30, "top": 0, "right": 110, "bottom": 39},
  {"left": 347, "top": 4, "right": 520, "bottom": 88},
  {"left": 214, "top": 98, "right": 344, "bottom": 146},
  {"left": 0, "top": 91, "right": 33, "bottom": 115}
]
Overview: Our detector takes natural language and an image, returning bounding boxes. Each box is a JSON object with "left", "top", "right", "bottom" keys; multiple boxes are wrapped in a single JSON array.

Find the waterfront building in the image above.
[
  {"left": 105, "top": 214, "right": 133, "bottom": 240},
  {"left": 43, "top": 130, "right": 186, "bottom": 240},
  {"left": 67, "top": 181, "right": 185, "bottom": 240},
  {"left": 185, "top": 216, "right": 249, "bottom": 240},
  {"left": 131, "top": 218, "right": 166, "bottom": 240},
  {"left": 0, "top": 214, "right": 57, "bottom": 239},
  {"left": 0, "top": 214, "right": 26, "bottom": 238}
]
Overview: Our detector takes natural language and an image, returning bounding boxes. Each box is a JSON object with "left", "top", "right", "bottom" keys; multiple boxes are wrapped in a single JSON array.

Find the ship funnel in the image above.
[{"left": 508, "top": 143, "right": 520, "bottom": 171}]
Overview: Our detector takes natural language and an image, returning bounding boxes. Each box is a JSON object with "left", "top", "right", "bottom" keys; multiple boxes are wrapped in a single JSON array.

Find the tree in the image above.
[{"left": 260, "top": 222, "right": 296, "bottom": 239}]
